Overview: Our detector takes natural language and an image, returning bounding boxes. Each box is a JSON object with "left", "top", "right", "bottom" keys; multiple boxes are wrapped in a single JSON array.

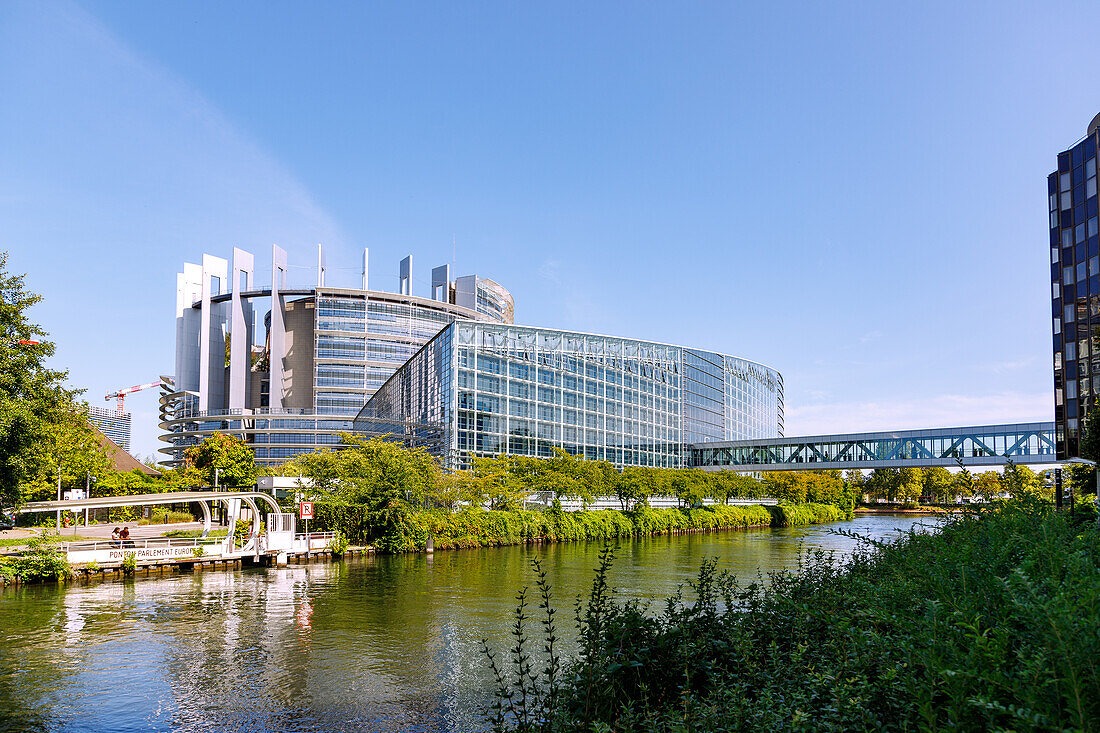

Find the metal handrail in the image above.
[{"left": 62, "top": 536, "right": 225, "bottom": 551}]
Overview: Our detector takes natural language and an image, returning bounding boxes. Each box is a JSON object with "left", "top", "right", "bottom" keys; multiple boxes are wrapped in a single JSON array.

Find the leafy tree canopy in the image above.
[
  {"left": 185, "top": 432, "right": 257, "bottom": 488},
  {"left": 0, "top": 252, "right": 105, "bottom": 509}
]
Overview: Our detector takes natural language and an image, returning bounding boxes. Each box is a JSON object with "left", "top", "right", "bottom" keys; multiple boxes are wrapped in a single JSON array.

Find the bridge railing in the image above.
[
  {"left": 293, "top": 532, "right": 336, "bottom": 552},
  {"left": 62, "top": 536, "right": 225, "bottom": 552},
  {"left": 691, "top": 423, "right": 1058, "bottom": 470}
]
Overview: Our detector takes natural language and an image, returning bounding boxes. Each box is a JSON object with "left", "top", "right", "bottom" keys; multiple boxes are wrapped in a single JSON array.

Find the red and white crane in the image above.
[{"left": 105, "top": 380, "right": 165, "bottom": 415}]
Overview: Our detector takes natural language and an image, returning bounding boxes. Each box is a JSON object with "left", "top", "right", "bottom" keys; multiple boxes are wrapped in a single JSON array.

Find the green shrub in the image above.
[
  {"left": 232, "top": 519, "right": 252, "bottom": 548},
  {"left": 767, "top": 501, "right": 846, "bottom": 527},
  {"left": 484, "top": 499, "right": 1100, "bottom": 732},
  {"left": 330, "top": 530, "right": 349, "bottom": 556},
  {"left": 13, "top": 533, "right": 71, "bottom": 582},
  {"left": 306, "top": 501, "right": 835, "bottom": 553},
  {"left": 0, "top": 557, "right": 15, "bottom": 584},
  {"left": 121, "top": 552, "right": 136, "bottom": 577}
]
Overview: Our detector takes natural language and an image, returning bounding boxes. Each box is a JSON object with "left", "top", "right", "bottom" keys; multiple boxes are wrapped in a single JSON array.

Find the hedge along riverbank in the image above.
[
  {"left": 767, "top": 501, "right": 847, "bottom": 527},
  {"left": 308, "top": 502, "right": 847, "bottom": 553}
]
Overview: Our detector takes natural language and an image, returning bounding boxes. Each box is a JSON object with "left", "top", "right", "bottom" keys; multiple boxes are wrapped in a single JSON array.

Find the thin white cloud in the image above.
[
  {"left": 970, "top": 356, "right": 1038, "bottom": 374},
  {"left": 785, "top": 391, "right": 1052, "bottom": 436},
  {"left": 535, "top": 258, "right": 606, "bottom": 327},
  {"left": 0, "top": 1, "right": 351, "bottom": 460},
  {"left": 0, "top": 1, "right": 349, "bottom": 263}
]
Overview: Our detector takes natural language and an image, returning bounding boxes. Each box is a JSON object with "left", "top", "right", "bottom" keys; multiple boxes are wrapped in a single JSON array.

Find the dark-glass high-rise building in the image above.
[{"left": 1050, "top": 114, "right": 1100, "bottom": 459}]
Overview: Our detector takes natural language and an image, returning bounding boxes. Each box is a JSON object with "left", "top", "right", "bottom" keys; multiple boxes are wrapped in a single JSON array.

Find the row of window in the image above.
[
  {"left": 454, "top": 437, "right": 681, "bottom": 468},
  {"left": 252, "top": 433, "right": 343, "bottom": 445},
  {"left": 457, "top": 404, "right": 677, "bottom": 432},
  {"left": 316, "top": 335, "right": 421, "bottom": 361},
  {"left": 458, "top": 391, "right": 679, "bottom": 425},
  {"left": 465, "top": 350, "right": 679, "bottom": 390}
]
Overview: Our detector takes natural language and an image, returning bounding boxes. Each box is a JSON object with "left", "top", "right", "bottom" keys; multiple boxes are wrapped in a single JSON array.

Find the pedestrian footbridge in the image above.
[{"left": 690, "top": 422, "right": 1057, "bottom": 471}]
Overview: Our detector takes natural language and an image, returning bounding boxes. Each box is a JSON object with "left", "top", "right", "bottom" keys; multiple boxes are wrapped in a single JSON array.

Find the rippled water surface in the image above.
[{"left": 0, "top": 514, "right": 938, "bottom": 732}]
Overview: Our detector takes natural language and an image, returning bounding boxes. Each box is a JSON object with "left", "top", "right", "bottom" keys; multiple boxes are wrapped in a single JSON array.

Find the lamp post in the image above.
[
  {"left": 1066, "top": 457, "right": 1100, "bottom": 526},
  {"left": 84, "top": 472, "right": 96, "bottom": 528}
]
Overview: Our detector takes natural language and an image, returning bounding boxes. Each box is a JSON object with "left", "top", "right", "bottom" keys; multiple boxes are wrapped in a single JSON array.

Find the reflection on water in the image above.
[{"left": 0, "top": 514, "right": 937, "bottom": 732}]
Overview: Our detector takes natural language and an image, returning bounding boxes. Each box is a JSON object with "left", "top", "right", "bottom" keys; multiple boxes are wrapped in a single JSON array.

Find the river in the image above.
[{"left": 0, "top": 513, "right": 938, "bottom": 732}]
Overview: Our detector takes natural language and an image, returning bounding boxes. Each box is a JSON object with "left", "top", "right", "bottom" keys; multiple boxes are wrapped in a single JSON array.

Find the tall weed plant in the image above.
[{"left": 484, "top": 500, "right": 1100, "bottom": 732}]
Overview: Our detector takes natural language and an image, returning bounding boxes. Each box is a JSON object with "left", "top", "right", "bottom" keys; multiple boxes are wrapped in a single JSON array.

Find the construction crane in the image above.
[{"left": 105, "top": 380, "right": 165, "bottom": 415}]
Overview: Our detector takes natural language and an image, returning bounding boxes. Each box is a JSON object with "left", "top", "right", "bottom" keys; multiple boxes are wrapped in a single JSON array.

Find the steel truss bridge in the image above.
[{"left": 689, "top": 422, "right": 1057, "bottom": 471}]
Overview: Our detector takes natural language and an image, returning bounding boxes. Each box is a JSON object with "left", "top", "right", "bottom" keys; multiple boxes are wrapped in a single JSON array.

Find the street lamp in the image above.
[{"left": 1065, "top": 457, "right": 1100, "bottom": 526}]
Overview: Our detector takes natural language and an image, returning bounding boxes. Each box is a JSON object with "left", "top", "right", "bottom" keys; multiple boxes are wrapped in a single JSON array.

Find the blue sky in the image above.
[{"left": 2, "top": 1, "right": 1098, "bottom": 462}]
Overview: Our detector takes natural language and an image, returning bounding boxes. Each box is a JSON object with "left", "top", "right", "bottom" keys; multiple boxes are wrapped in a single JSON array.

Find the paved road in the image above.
[{"left": 71, "top": 521, "right": 209, "bottom": 540}]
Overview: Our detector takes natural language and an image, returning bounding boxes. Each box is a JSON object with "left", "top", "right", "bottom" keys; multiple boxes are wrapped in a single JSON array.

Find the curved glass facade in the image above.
[{"left": 359, "top": 322, "right": 783, "bottom": 470}]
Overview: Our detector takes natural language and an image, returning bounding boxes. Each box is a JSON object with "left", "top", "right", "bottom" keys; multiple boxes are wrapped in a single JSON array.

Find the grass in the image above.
[
  {"left": 484, "top": 498, "right": 1100, "bottom": 732},
  {"left": 163, "top": 528, "right": 228, "bottom": 539},
  {"left": 0, "top": 533, "right": 99, "bottom": 548},
  {"left": 137, "top": 510, "right": 196, "bottom": 525}
]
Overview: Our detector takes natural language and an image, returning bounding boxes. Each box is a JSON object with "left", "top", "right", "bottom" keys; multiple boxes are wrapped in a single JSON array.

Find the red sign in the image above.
[{"left": 300, "top": 502, "right": 314, "bottom": 519}]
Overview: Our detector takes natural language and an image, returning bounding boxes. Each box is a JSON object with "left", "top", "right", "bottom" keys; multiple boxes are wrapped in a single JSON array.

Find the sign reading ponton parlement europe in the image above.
[{"left": 66, "top": 545, "right": 218, "bottom": 565}]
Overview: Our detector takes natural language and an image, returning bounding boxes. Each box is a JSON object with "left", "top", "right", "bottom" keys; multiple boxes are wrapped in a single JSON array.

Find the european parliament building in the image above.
[
  {"left": 159, "top": 246, "right": 514, "bottom": 466},
  {"left": 161, "top": 246, "right": 783, "bottom": 469}
]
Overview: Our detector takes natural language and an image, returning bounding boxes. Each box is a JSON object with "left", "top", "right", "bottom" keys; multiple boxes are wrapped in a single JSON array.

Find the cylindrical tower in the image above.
[{"left": 159, "top": 247, "right": 513, "bottom": 466}]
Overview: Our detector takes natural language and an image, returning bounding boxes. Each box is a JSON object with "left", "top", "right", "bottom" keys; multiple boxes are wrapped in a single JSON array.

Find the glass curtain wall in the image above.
[
  {"left": 314, "top": 291, "right": 471, "bottom": 417},
  {"left": 361, "top": 321, "right": 784, "bottom": 470}
]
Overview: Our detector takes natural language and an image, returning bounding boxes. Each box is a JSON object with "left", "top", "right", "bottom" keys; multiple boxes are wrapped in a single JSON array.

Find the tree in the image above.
[
  {"left": 864, "top": 469, "right": 900, "bottom": 503},
  {"left": 973, "top": 471, "right": 1003, "bottom": 502},
  {"left": 1081, "top": 396, "right": 1100, "bottom": 464},
  {"left": 470, "top": 454, "right": 530, "bottom": 511},
  {"left": 533, "top": 449, "right": 592, "bottom": 506},
  {"left": 670, "top": 469, "right": 708, "bottom": 508},
  {"left": 763, "top": 472, "right": 820, "bottom": 504},
  {"left": 843, "top": 470, "right": 865, "bottom": 502},
  {"left": 953, "top": 464, "right": 975, "bottom": 500},
  {"left": 0, "top": 252, "right": 93, "bottom": 509},
  {"left": 615, "top": 467, "right": 651, "bottom": 510},
  {"left": 896, "top": 467, "right": 923, "bottom": 504},
  {"left": 803, "top": 470, "right": 852, "bottom": 509},
  {"left": 185, "top": 432, "right": 257, "bottom": 488},
  {"left": 280, "top": 449, "right": 343, "bottom": 495},
  {"left": 922, "top": 466, "right": 955, "bottom": 504},
  {"left": 709, "top": 472, "right": 761, "bottom": 504},
  {"left": 1002, "top": 462, "right": 1047, "bottom": 501},
  {"left": 1062, "top": 462, "right": 1092, "bottom": 506},
  {"left": 430, "top": 470, "right": 477, "bottom": 512}
]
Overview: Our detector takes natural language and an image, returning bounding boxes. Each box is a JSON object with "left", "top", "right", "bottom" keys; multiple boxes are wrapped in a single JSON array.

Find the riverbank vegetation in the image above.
[
  {"left": 273, "top": 437, "right": 853, "bottom": 551},
  {"left": 0, "top": 533, "right": 71, "bottom": 584},
  {"left": 846, "top": 463, "right": 1051, "bottom": 505},
  {"left": 310, "top": 502, "right": 847, "bottom": 553},
  {"left": 483, "top": 498, "right": 1100, "bottom": 732}
]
